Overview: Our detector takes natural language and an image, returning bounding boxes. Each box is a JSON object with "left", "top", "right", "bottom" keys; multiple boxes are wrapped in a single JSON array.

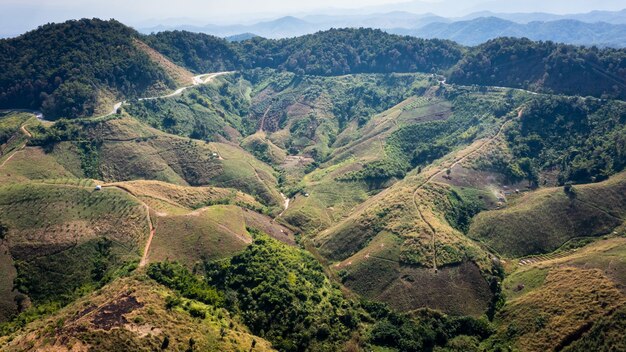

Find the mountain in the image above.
[
  {"left": 448, "top": 36, "right": 626, "bottom": 99},
  {"left": 0, "top": 19, "right": 190, "bottom": 119},
  {"left": 461, "top": 9, "right": 626, "bottom": 24},
  {"left": 138, "top": 9, "right": 626, "bottom": 48},
  {"left": 399, "top": 17, "right": 626, "bottom": 47},
  {"left": 1, "top": 17, "right": 626, "bottom": 352},
  {"left": 225, "top": 32, "right": 258, "bottom": 42},
  {"left": 141, "top": 16, "right": 320, "bottom": 39}
]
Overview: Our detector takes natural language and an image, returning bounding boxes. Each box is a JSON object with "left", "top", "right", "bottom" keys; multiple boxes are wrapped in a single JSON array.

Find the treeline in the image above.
[
  {"left": 143, "top": 28, "right": 464, "bottom": 76},
  {"left": 3, "top": 19, "right": 626, "bottom": 119},
  {"left": 449, "top": 37, "right": 626, "bottom": 100},
  {"left": 145, "top": 29, "right": 626, "bottom": 99},
  {"left": 149, "top": 233, "right": 495, "bottom": 352},
  {"left": 0, "top": 19, "right": 175, "bottom": 119}
]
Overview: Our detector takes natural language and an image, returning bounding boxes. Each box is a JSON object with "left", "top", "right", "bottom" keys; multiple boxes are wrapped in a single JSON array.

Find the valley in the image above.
[{"left": 0, "top": 17, "right": 625, "bottom": 352}]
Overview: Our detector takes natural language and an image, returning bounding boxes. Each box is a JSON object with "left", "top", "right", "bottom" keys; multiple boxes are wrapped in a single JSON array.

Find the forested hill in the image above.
[
  {"left": 146, "top": 28, "right": 626, "bottom": 99},
  {"left": 1, "top": 19, "right": 625, "bottom": 120},
  {"left": 143, "top": 28, "right": 464, "bottom": 75},
  {"left": 448, "top": 37, "right": 626, "bottom": 99},
  {"left": 0, "top": 19, "right": 178, "bottom": 119}
]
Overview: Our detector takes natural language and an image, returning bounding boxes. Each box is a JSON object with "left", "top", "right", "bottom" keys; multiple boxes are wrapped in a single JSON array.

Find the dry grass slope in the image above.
[{"left": 0, "top": 275, "right": 275, "bottom": 351}]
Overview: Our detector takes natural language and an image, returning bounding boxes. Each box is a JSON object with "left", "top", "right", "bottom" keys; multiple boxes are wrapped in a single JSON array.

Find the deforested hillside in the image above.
[{"left": 2, "top": 16, "right": 626, "bottom": 352}]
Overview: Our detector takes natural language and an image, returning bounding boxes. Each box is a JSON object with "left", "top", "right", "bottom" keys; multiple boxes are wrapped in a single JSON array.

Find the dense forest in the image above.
[
  {"left": 0, "top": 19, "right": 175, "bottom": 119},
  {"left": 505, "top": 96, "right": 626, "bottom": 184},
  {"left": 145, "top": 28, "right": 626, "bottom": 99},
  {"left": 448, "top": 37, "right": 626, "bottom": 100}
]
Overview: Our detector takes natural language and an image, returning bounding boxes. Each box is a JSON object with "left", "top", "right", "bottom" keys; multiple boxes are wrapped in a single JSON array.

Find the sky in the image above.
[{"left": 1, "top": 0, "right": 625, "bottom": 36}]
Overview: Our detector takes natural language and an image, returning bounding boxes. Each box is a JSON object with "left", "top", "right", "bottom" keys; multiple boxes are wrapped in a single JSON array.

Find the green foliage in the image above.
[
  {"left": 339, "top": 158, "right": 409, "bottom": 186},
  {"left": 363, "top": 301, "right": 494, "bottom": 352},
  {"left": 205, "top": 232, "right": 358, "bottom": 351},
  {"left": 148, "top": 262, "right": 224, "bottom": 307},
  {"left": 125, "top": 81, "right": 250, "bottom": 141},
  {"left": 445, "top": 188, "right": 488, "bottom": 234},
  {"left": 505, "top": 96, "right": 626, "bottom": 184},
  {"left": 449, "top": 37, "right": 626, "bottom": 100},
  {"left": 142, "top": 31, "right": 241, "bottom": 73},
  {"left": 148, "top": 28, "right": 463, "bottom": 77},
  {"left": 0, "top": 19, "right": 176, "bottom": 118},
  {"left": 386, "top": 92, "right": 504, "bottom": 171}
]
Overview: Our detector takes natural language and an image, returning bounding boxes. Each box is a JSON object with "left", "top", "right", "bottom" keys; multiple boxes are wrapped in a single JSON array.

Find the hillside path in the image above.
[
  {"left": 411, "top": 108, "right": 521, "bottom": 271},
  {"left": 102, "top": 184, "right": 155, "bottom": 267}
]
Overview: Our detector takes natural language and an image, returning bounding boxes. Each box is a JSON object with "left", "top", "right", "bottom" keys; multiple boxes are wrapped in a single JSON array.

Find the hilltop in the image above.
[{"left": 0, "top": 17, "right": 625, "bottom": 352}]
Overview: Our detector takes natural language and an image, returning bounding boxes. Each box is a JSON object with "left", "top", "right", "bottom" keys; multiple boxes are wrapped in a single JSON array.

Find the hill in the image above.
[
  {"left": 26, "top": 115, "right": 285, "bottom": 210},
  {"left": 449, "top": 37, "right": 626, "bottom": 100},
  {"left": 469, "top": 171, "right": 626, "bottom": 258},
  {"left": 0, "top": 180, "right": 147, "bottom": 321},
  {"left": 483, "top": 237, "right": 626, "bottom": 351},
  {"left": 0, "top": 275, "right": 275, "bottom": 351},
  {"left": 0, "top": 19, "right": 188, "bottom": 119},
  {"left": 406, "top": 17, "right": 626, "bottom": 47}
]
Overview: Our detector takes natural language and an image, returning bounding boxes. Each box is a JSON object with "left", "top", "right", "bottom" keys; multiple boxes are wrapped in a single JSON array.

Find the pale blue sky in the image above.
[{"left": 1, "top": 0, "right": 624, "bottom": 36}]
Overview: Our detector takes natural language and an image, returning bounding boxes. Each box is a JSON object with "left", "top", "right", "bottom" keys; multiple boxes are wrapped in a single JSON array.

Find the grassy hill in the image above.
[
  {"left": 0, "top": 180, "right": 147, "bottom": 321},
  {"left": 0, "top": 275, "right": 275, "bottom": 351},
  {"left": 469, "top": 171, "right": 626, "bottom": 258},
  {"left": 27, "top": 115, "right": 285, "bottom": 210},
  {"left": 485, "top": 237, "right": 626, "bottom": 351}
]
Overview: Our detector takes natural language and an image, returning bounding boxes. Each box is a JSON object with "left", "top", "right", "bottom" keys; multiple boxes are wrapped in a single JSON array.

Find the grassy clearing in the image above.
[
  {"left": 149, "top": 205, "right": 251, "bottom": 266},
  {"left": 149, "top": 204, "right": 295, "bottom": 267},
  {"left": 0, "top": 147, "right": 75, "bottom": 184},
  {"left": 110, "top": 179, "right": 263, "bottom": 213}
]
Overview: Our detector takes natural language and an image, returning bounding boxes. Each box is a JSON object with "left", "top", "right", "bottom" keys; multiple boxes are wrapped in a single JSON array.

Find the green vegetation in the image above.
[
  {"left": 469, "top": 172, "right": 626, "bottom": 257},
  {"left": 124, "top": 80, "right": 250, "bottom": 141},
  {"left": 504, "top": 96, "right": 626, "bottom": 184},
  {"left": 2, "top": 21, "right": 626, "bottom": 351},
  {"left": 205, "top": 232, "right": 358, "bottom": 351},
  {"left": 0, "top": 19, "right": 177, "bottom": 118},
  {"left": 148, "top": 262, "right": 223, "bottom": 307},
  {"left": 449, "top": 37, "right": 626, "bottom": 100}
]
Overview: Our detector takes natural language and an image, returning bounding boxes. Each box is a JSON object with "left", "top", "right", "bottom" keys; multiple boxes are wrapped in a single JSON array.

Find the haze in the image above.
[{"left": 1, "top": 0, "right": 625, "bottom": 37}]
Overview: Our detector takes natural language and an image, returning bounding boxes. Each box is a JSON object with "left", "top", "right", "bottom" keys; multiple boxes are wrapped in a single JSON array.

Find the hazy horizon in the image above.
[{"left": 1, "top": 0, "right": 625, "bottom": 37}]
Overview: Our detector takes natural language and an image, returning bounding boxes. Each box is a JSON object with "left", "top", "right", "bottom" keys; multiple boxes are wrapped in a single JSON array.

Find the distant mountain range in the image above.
[
  {"left": 393, "top": 17, "right": 626, "bottom": 47},
  {"left": 139, "top": 8, "right": 626, "bottom": 47}
]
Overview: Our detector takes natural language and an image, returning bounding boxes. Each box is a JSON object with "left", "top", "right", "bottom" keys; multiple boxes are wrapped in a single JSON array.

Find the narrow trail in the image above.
[
  {"left": 278, "top": 193, "right": 291, "bottom": 218},
  {"left": 0, "top": 123, "right": 33, "bottom": 169},
  {"left": 102, "top": 184, "right": 155, "bottom": 267},
  {"left": 411, "top": 108, "right": 521, "bottom": 271},
  {"left": 90, "top": 71, "right": 235, "bottom": 120},
  {"left": 259, "top": 105, "right": 271, "bottom": 133}
]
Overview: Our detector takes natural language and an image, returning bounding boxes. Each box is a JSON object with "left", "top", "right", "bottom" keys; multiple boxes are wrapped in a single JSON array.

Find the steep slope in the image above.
[
  {"left": 469, "top": 171, "right": 626, "bottom": 258},
  {"left": 0, "top": 275, "right": 275, "bottom": 351},
  {"left": 0, "top": 180, "right": 148, "bottom": 320},
  {"left": 484, "top": 237, "right": 626, "bottom": 351},
  {"left": 0, "top": 19, "right": 181, "bottom": 119},
  {"left": 309, "top": 87, "right": 523, "bottom": 315},
  {"left": 28, "top": 115, "right": 285, "bottom": 210}
]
